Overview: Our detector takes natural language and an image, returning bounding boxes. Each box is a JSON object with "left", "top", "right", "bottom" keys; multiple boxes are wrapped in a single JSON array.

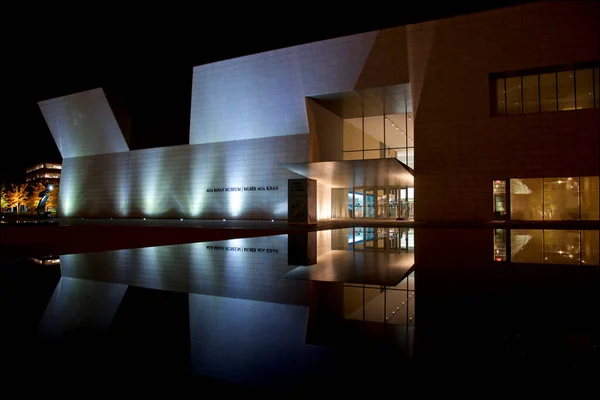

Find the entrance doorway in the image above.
[{"left": 344, "top": 186, "right": 414, "bottom": 219}]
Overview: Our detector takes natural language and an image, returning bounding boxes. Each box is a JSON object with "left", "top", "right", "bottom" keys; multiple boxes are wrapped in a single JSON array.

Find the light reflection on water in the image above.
[{"left": 3, "top": 226, "right": 599, "bottom": 387}]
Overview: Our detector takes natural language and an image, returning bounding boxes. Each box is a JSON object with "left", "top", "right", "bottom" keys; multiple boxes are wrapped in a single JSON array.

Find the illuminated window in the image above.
[
  {"left": 540, "top": 72, "right": 557, "bottom": 112},
  {"left": 557, "top": 71, "right": 575, "bottom": 111},
  {"left": 505, "top": 77, "right": 522, "bottom": 115},
  {"left": 522, "top": 75, "right": 539, "bottom": 113},
  {"left": 575, "top": 68, "right": 594, "bottom": 109},
  {"left": 491, "top": 62, "right": 599, "bottom": 116}
]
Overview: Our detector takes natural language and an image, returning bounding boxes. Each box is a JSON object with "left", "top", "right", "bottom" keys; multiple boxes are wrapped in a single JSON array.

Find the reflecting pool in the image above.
[{"left": 1, "top": 227, "right": 598, "bottom": 390}]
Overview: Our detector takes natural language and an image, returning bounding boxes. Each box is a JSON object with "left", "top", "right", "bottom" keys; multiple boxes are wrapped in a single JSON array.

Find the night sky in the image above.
[{"left": 2, "top": 1, "right": 536, "bottom": 184}]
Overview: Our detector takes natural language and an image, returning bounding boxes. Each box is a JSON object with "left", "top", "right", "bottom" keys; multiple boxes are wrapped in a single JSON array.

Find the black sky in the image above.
[{"left": 2, "top": 1, "right": 538, "bottom": 184}]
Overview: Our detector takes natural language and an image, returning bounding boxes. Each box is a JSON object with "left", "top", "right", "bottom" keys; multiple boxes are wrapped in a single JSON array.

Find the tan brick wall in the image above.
[{"left": 408, "top": 1, "right": 600, "bottom": 221}]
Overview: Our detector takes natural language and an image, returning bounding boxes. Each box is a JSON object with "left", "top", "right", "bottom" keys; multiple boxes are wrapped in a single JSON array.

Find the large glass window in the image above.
[
  {"left": 522, "top": 75, "right": 539, "bottom": 113},
  {"left": 385, "top": 114, "right": 407, "bottom": 148},
  {"left": 493, "top": 78, "right": 506, "bottom": 115},
  {"left": 506, "top": 76, "right": 522, "bottom": 115},
  {"left": 540, "top": 72, "right": 557, "bottom": 112},
  {"left": 343, "top": 110, "right": 414, "bottom": 165},
  {"left": 506, "top": 176, "right": 598, "bottom": 221},
  {"left": 343, "top": 118, "right": 363, "bottom": 151},
  {"left": 493, "top": 180, "right": 507, "bottom": 219},
  {"left": 581, "top": 176, "right": 600, "bottom": 220},
  {"left": 557, "top": 71, "right": 575, "bottom": 111},
  {"left": 575, "top": 68, "right": 594, "bottom": 109},
  {"left": 510, "top": 178, "right": 542, "bottom": 220},
  {"left": 543, "top": 177, "right": 579, "bottom": 220},
  {"left": 595, "top": 67, "right": 599, "bottom": 108},
  {"left": 491, "top": 63, "right": 599, "bottom": 115},
  {"left": 363, "top": 115, "right": 384, "bottom": 150}
]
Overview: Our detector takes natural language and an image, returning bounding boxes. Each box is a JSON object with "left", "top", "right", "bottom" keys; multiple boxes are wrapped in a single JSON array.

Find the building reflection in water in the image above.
[
  {"left": 494, "top": 229, "right": 599, "bottom": 265},
  {"left": 36, "top": 228, "right": 416, "bottom": 387},
  {"left": 31, "top": 226, "right": 598, "bottom": 384}
]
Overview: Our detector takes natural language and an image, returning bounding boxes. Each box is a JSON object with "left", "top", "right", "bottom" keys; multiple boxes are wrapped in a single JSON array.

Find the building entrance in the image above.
[{"left": 342, "top": 186, "right": 414, "bottom": 219}]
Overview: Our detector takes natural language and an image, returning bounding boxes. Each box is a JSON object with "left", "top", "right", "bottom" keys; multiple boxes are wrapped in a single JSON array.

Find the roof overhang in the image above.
[{"left": 280, "top": 158, "right": 414, "bottom": 188}]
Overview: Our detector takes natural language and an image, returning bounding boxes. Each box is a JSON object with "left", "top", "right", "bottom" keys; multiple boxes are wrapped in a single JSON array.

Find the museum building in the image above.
[{"left": 39, "top": 1, "right": 599, "bottom": 222}]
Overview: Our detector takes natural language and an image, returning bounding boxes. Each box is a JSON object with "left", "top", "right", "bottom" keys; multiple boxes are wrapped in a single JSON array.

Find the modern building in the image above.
[
  {"left": 38, "top": 1, "right": 599, "bottom": 222},
  {"left": 25, "top": 163, "right": 61, "bottom": 184}
]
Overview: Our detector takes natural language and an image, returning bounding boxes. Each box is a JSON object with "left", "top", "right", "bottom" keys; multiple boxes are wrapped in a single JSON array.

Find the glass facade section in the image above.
[
  {"left": 493, "top": 180, "right": 507, "bottom": 219},
  {"left": 341, "top": 112, "right": 414, "bottom": 166},
  {"left": 575, "top": 68, "right": 594, "bottom": 109},
  {"left": 543, "top": 177, "right": 579, "bottom": 220},
  {"left": 491, "top": 63, "right": 599, "bottom": 115},
  {"left": 343, "top": 118, "right": 363, "bottom": 151},
  {"left": 506, "top": 76, "right": 522, "bottom": 115},
  {"left": 540, "top": 72, "right": 557, "bottom": 112},
  {"left": 522, "top": 75, "right": 539, "bottom": 113},
  {"left": 363, "top": 115, "right": 384, "bottom": 150},
  {"left": 510, "top": 178, "right": 542, "bottom": 220},
  {"left": 595, "top": 67, "right": 599, "bottom": 108},
  {"left": 581, "top": 176, "right": 600, "bottom": 220},
  {"left": 333, "top": 186, "right": 414, "bottom": 220},
  {"left": 506, "top": 176, "right": 599, "bottom": 221},
  {"left": 342, "top": 151, "right": 362, "bottom": 160},
  {"left": 557, "top": 71, "right": 575, "bottom": 111},
  {"left": 493, "top": 78, "right": 506, "bottom": 115}
]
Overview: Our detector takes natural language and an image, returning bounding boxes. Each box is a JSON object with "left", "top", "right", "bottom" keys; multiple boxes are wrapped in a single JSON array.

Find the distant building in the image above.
[{"left": 25, "top": 163, "right": 61, "bottom": 185}]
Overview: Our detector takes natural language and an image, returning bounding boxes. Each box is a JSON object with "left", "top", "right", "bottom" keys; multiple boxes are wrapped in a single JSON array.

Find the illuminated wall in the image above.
[
  {"left": 412, "top": 1, "right": 599, "bottom": 221},
  {"left": 59, "top": 235, "right": 309, "bottom": 305},
  {"left": 189, "top": 32, "right": 380, "bottom": 145},
  {"left": 317, "top": 182, "right": 332, "bottom": 220},
  {"left": 38, "top": 88, "right": 129, "bottom": 158},
  {"left": 58, "top": 134, "right": 308, "bottom": 219}
]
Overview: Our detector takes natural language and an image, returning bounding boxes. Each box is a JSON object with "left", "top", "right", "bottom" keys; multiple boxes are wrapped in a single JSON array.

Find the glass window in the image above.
[
  {"left": 392, "top": 148, "right": 408, "bottom": 165},
  {"left": 407, "top": 147, "right": 414, "bottom": 169},
  {"left": 543, "top": 177, "right": 579, "bottom": 220},
  {"left": 595, "top": 67, "right": 599, "bottom": 108},
  {"left": 363, "top": 115, "right": 384, "bottom": 150},
  {"left": 522, "top": 75, "right": 539, "bottom": 113},
  {"left": 493, "top": 78, "right": 506, "bottom": 115},
  {"left": 580, "top": 176, "right": 600, "bottom": 220},
  {"left": 557, "top": 70, "right": 575, "bottom": 111},
  {"left": 364, "top": 150, "right": 382, "bottom": 159},
  {"left": 343, "top": 118, "right": 363, "bottom": 151},
  {"left": 511, "top": 229, "right": 543, "bottom": 263},
  {"left": 384, "top": 114, "right": 406, "bottom": 148},
  {"left": 493, "top": 180, "right": 508, "bottom": 219},
  {"left": 575, "top": 68, "right": 594, "bottom": 109},
  {"left": 540, "top": 72, "right": 557, "bottom": 112},
  {"left": 506, "top": 76, "right": 522, "bottom": 115},
  {"left": 510, "top": 178, "right": 542, "bottom": 220},
  {"left": 343, "top": 151, "right": 363, "bottom": 160}
]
